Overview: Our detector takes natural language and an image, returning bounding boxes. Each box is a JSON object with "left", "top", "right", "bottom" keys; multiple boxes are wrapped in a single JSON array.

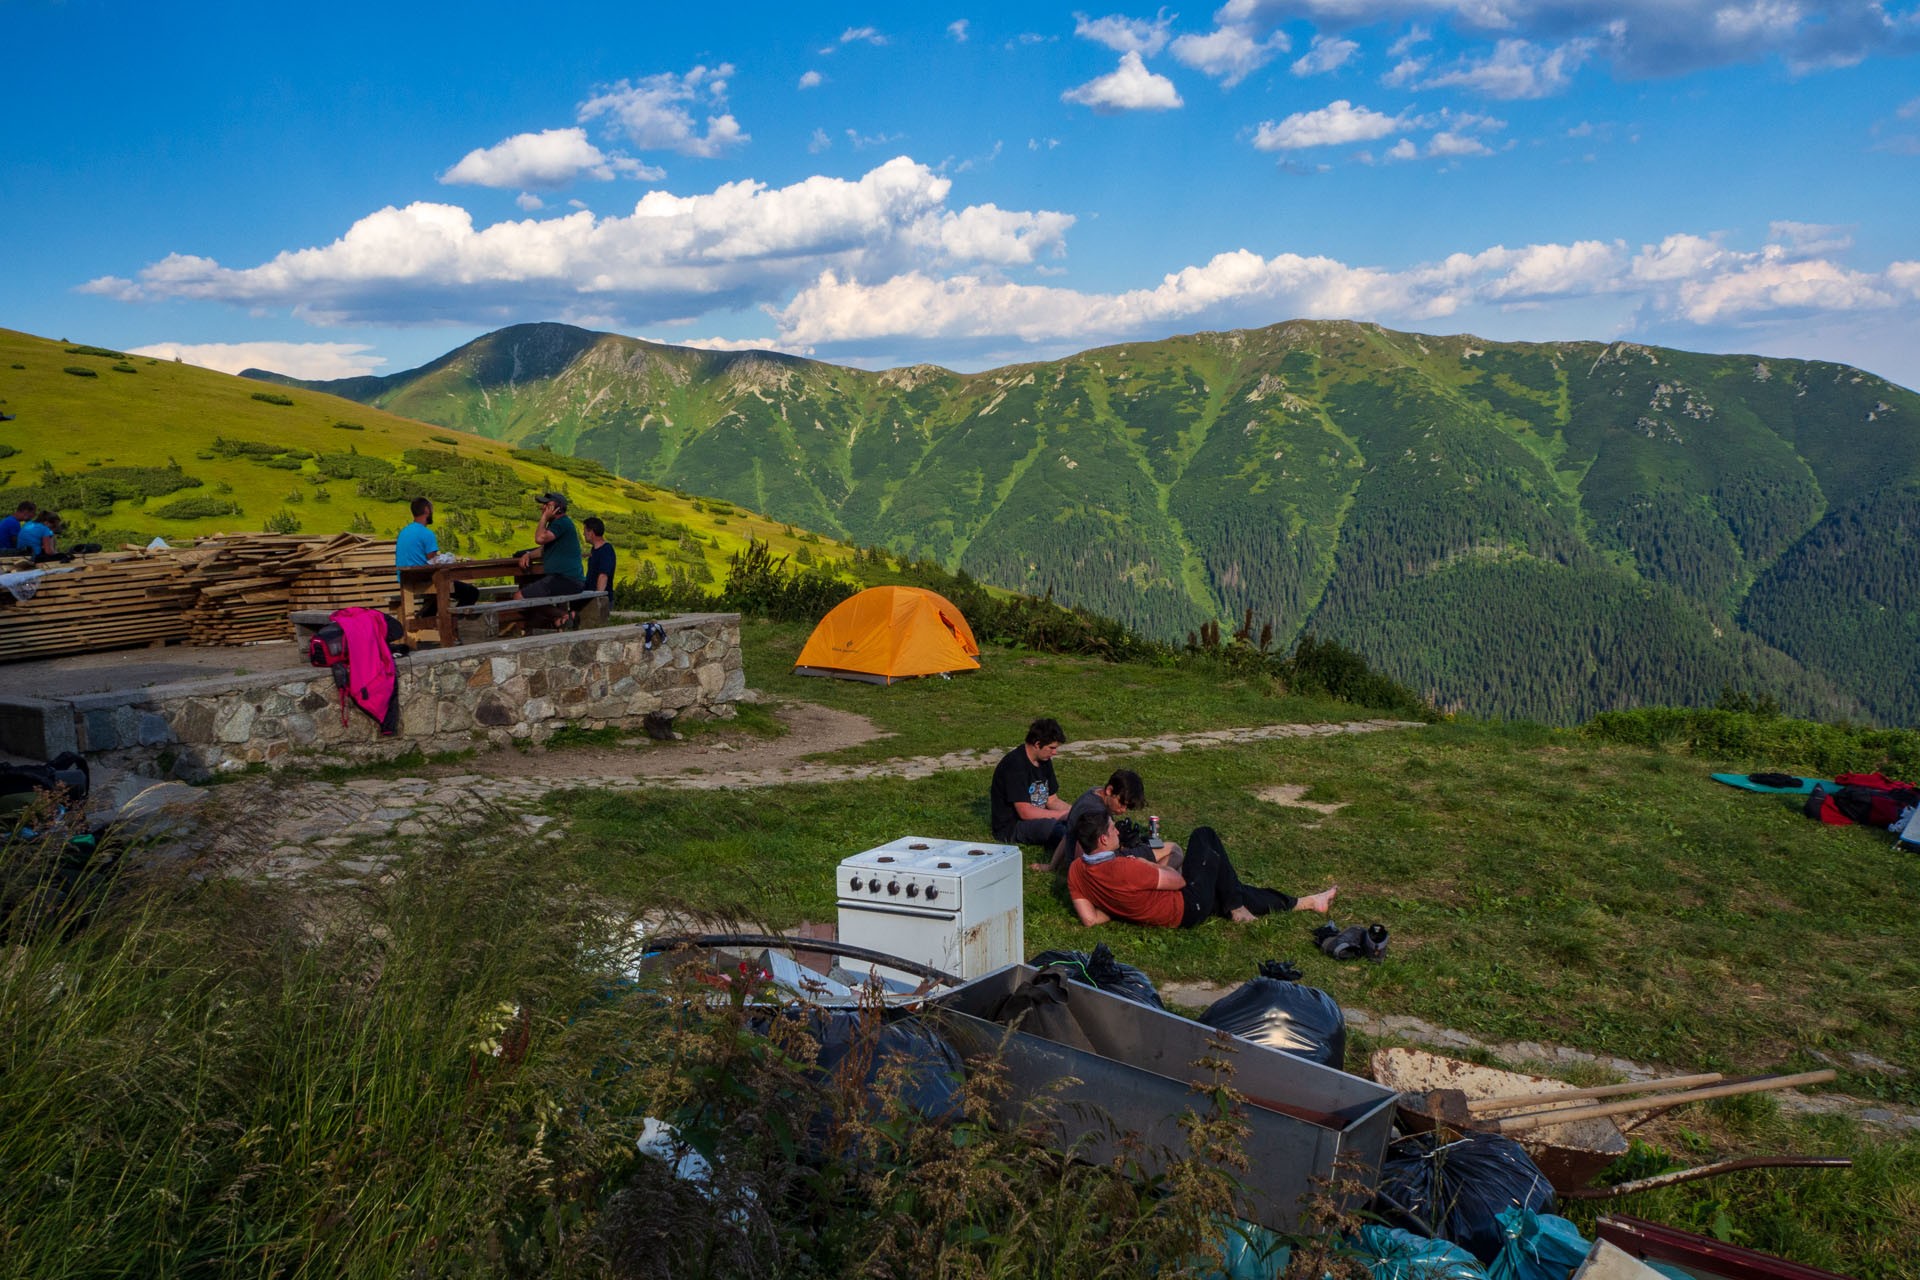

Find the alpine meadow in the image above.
[{"left": 260, "top": 319, "right": 1920, "bottom": 726}]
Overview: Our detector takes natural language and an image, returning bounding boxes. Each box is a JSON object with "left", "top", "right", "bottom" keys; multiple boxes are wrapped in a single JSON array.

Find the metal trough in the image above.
[{"left": 927, "top": 964, "right": 1397, "bottom": 1233}]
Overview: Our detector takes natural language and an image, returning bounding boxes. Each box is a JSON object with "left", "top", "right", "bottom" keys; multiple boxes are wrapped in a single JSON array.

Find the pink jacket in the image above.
[{"left": 332, "top": 607, "right": 397, "bottom": 731}]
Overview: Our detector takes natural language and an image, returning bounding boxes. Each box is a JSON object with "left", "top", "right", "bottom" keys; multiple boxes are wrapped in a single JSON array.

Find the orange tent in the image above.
[{"left": 794, "top": 586, "right": 981, "bottom": 684}]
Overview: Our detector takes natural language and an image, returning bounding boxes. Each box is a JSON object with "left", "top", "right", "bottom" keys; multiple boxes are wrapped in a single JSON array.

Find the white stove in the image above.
[{"left": 836, "top": 836, "right": 1024, "bottom": 986}]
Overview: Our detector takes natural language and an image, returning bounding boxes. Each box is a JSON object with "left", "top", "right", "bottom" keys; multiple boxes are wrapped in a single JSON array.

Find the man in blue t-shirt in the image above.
[
  {"left": 395, "top": 497, "right": 438, "bottom": 580},
  {"left": 0, "top": 501, "right": 35, "bottom": 553}
]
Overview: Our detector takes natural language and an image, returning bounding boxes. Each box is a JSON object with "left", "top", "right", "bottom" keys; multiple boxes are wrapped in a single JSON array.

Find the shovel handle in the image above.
[
  {"left": 1492, "top": 1070, "right": 1836, "bottom": 1133},
  {"left": 1466, "top": 1073, "right": 1724, "bottom": 1115}
]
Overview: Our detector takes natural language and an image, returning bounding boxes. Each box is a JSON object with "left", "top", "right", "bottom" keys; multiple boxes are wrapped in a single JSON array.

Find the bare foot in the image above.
[
  {"left": 1229, "top": 905, "right": 1258, "bottom": 923},
  {"left": 1295, "top": 885, "right": 1338, "bottom": 914},
  {"left": 1029, "top": 861, "right": 1051, "bottom": 872}
]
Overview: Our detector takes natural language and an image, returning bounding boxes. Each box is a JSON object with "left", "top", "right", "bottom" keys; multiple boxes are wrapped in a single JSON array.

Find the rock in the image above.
[{"left": 212, "top": 700, "right": 256, "bottom": 744}]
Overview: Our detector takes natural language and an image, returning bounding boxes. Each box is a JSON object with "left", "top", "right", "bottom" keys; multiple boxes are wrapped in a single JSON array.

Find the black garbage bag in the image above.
[
  {"left": 1029, "top": 941, "right": 1166, "bottom": 1010},
  {"left": 805, "top": 1010, "right": 965, "bottom": 1125},
  {"left": 1371, "top": 1130, "right": 1556, "bottom": 1265},
  {"left": 1198, "top": 958, "right": 1346, "bottom": 1069}
]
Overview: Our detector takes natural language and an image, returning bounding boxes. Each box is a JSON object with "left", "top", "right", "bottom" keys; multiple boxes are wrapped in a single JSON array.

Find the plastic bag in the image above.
[
  {"left": 1372, "top": 1130, "right": 1555, "bottom": 1264},
  {"left": 1192, "top": 1215, "right": 1293, "bottom": 1279},
  {"left": 1485, "top": 1207, "right": 1589, "bottom": 1280},
  {"left": 808, "top": 1011, "right": 965, "bottom": 1124},
  {"left": 1197, "top": 958, "right": 1346, "bottom": 1069},
  {"left": 1030, "top": 941, "right": 1165, "bottom": 1009},
  {"left": 1352, "top": 1224, "right": 1491, "bottom": 1280}
]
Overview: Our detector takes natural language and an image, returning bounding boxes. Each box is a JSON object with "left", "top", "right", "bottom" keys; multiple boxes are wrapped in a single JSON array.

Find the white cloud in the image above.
[
  {"left": 1073, "top": 9, "right": 1174, "bottom": 55},
  {"left": 1388, "top": 25, "right": 1432, "bottom": 57},
  {"left": 808, "top": 128, "right": 832, "bottom": 153},
  {"left": 1170, "top": 24, "right": 1290, "bottom": 86},
  {"left": 847, "top": 129, "right": 906, "bottom": 150},
  {"left": 1292, "top": 34, "right": 1360, "bottom": 76},
  {"left": 1385, "top": 138, "right": 1420, "bottom": 160},
  {"left": 1769, "top": 220, "right": 1852, "bottom": 254},
  {"left": 577, "top": 65, "right": 748, "bottom": 158},
  {"left": 798, "top": 69, "right": 824, "bottom": 89},
  {"left": 1061, "top": 50, "right": 1185, "bottom": 112},
  {"left": 1900, "top": 96, "right": 1920, "bottom": 119},
  {"left": 81, "top": 158, "right": 1075, "bottom": 329},
  {"left": 644, "top": 334, "right": 811, "bottom": 355},
  {"left": 1029, "top": 136, "right": 1062, "bottom": 149},
  {"left": 1427, "top": 130, "right": 1492, "bottom": 156},
  {"left": 1254, "top": 100, "right": 1406, "bottom": 150},
  {"left": 126, "top": 340, "right": 386, "bottom": 380},
  {"left": 1677, "top": 259, "right": 1896, "bottom": 322},
  {"left": 439, "top": 127, "right": 660, "bottom": 189},
  {"left": 839, "top": 26, "right": 888, "bottom": 45},
  {"left": 948, "top": 18, "right": 970, "bottom": 41},
  {"left": 1212, "top": 0, "right": 1919, "bottom": 79},
  {"left": 516, "top": 192, "right": 546, "bottom": 211},
  {"left": 1415, "top": 38, "right": 1593, "bottom": 98}
]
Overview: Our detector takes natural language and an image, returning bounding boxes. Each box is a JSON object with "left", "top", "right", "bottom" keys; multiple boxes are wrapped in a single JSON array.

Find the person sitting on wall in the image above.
[
  {"left": 1066, "top": 810, "right": 1337, "bottom": 930},
  {"left": 574, "top": 516, "right": 616, "bottom": 627},
  {"left": 1033, "top": 767, "right": 1183, "bottom": 873},
  {"left": 395, "top": 497, "right": 477, "bottom": 615},
  {"left": 17, "top": 510, "right": 63, "bottom": 561},
  {"left": 989, "top": 717, "right": 1072, "bottom": 850}
]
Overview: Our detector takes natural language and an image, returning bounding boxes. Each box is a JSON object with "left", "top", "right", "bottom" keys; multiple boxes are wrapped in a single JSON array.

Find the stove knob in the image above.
[
  {"left": 867, "top": 878, "right": 881, "bottom": 893},
  {"left": 924, "top": 886, "right": 939, "bottom": 902},
  {"left": 887, "top": 881, "right": 900, "bottom": 896},
  {"left": 906, "top": 883, "right": 920, "bottom": 898},
  {"left": 849, "top": 875, "right": 863, "bottom": 891}
]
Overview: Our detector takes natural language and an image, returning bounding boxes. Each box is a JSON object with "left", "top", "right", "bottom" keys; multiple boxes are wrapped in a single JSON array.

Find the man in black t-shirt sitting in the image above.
[{"left": 988, "top": 717, "right": 1072, "bottom": 849}]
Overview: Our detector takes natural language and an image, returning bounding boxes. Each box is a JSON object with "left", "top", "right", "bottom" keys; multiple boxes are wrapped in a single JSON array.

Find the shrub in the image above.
[
  {"left": 259, "top": 457, "right": 304, "bottom": 470},
  {"left": 263, "top": 507, "right": 302, "bottom": 534},
  {"left": 331, "top": 421, "right": 365, "bottom": 431},
  {"left": 153, "top": 496, "right": 241, "bottom": 519},
  {"left": 316, "top": 451, "right": 396, "bottom": 481},
  {"left": 63, "top": 366, "right": 98, "bottom": 378},
  {"left": 249, "top": 391, "right": 294, "bottom": 406},
  {"left": 63, "top": 345, "right": 127, "bottom": 358},
  {"left": 110, "top": 364, "right": 137, "bottom": 374},
  {"left": 1584, "top": 707, "right": 1920, "bottom": 777},
  {"left": 430, "top": 434, "right": 459, "bottom": 445},
  {"left": 0, "top": 444, "right": 16, "bottom": 460}
]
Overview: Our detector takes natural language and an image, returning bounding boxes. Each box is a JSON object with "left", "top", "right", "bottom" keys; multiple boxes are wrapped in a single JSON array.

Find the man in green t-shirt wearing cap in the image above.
[{"left": 513, "top": 492, "right": 585, "bottom": 620}]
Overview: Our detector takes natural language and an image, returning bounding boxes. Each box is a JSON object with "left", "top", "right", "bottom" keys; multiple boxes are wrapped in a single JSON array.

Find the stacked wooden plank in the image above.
[
  {"left": 179, "top": 534, "right": 398, "bottom": 645},
  {"left": 0, "top": 550, "right": 197, "bottom": 662},
  {"left": 0, "top": 534, "right": 399, "bottom": 661}
]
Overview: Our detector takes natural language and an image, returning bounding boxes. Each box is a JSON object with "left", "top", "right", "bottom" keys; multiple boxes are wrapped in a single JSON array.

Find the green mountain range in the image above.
[{"left": 251, "top": 320, "right": 1920, "bottom": 726}]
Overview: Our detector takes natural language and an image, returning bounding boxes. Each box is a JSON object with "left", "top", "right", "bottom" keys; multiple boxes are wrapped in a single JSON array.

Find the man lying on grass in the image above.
[
  {"left": 1065, "top": 810, "right": 1336, "bottom": 929},
  {"left": 1033, "top": 767, "right": 1184, "bottom": 873}
]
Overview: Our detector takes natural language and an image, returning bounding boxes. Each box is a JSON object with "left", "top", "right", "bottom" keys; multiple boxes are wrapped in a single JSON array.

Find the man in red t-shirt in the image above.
[{"left": 1065, "top": 811, "right": 1336, "bottom": 930}]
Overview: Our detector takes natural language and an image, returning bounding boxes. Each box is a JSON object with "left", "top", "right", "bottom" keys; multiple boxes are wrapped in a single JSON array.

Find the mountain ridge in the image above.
[{"left": 253, "top": 319, "right": 1920, "bottom": 725}]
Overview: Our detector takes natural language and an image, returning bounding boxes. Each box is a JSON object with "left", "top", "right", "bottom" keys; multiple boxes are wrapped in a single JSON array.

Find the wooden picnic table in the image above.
[{"left": 398, "top": 556, "right": 538, "bottom": 648}]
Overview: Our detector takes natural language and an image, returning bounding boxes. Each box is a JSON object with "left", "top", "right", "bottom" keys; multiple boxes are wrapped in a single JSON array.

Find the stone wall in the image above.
[{"left": 20, "top": 614, "right": 741, "bottom": 779}]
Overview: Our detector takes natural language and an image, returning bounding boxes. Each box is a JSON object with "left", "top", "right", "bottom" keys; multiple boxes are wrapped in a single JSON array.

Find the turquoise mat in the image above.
[{"left": 1710, "top": 773, "right": 1831, "bottom": 794}]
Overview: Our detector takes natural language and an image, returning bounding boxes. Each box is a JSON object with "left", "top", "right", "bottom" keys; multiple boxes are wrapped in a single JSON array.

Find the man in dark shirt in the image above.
[
  {"left": 0, "top": 501, "right": 34, "bottom": 553},
  {"left": 1034, "top": 767, "right": 1184, "bottom": 873},
  {"left": 583, "top": 517, "right": 616, "bottom": 596},
  {"left": 989, "top": 717, "right": 1072, "bottom": 848}
]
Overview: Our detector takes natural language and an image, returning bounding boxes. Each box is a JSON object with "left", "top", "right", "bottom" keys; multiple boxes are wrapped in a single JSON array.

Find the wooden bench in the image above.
[{"left": 449, "top": 591, "right": 609, "bottom": 638}]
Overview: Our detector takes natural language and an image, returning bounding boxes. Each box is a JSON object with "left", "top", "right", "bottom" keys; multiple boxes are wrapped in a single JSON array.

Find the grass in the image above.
[
  {"left": 737, "top": 616, "right": 1374, "bottom": 765},
  {"left": 547, "top": 722, "right": 1920, "bottom": 1097},
  {"left": 0, "top": 325, "right": 851, "bottom": 586}
]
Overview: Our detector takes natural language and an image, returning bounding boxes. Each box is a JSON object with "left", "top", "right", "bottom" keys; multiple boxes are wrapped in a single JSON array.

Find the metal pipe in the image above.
[
  {"left": 641, "top": 932, "right": 965, "bottom": 987},
  {"left": 1565, "top": 1156, "right": 1852, "bottom": 1199}
]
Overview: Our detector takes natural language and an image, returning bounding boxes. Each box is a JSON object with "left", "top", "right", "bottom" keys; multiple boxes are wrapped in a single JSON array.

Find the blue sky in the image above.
[{"left": 5, "top": 0, "right": 1918, "bottom": 387}]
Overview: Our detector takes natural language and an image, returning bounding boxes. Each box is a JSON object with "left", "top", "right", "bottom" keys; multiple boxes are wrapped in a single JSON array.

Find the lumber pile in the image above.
[
  {"left": 0, "top": 551, "right": 196, "bottom": 663},
  {"left": 0, "top": 534, "right": 398, "bottom": 662}
]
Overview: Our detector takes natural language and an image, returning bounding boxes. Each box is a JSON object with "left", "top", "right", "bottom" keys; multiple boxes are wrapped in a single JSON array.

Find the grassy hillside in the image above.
[
  {"left": 267, "top": 321, "right": 1920, "bottom": 726},
  {"left": 0, "top": 327, "right": 849, "bottom": 586}
]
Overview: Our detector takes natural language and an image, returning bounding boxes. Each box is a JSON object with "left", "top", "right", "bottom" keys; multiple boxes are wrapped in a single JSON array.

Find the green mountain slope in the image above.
[
  {"left": 0, "top": 328, "right": 842, "bottom": 587},
  {"left": 257, "top": 320, "right": 1920, "bottom": 724}
]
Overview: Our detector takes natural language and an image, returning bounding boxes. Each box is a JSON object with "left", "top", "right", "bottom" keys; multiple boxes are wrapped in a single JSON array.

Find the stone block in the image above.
[
  {"left": 499, "top": 675, "right": 529, "bottom": 703},
  {"left": 587, "top": 678, "right": 608, "bottom": 700},
  {"left": 719, "top": 668, "right": 747, "bottom": 701},
  {"left": 468, "top": 665, "right": 495, "bottom": 688},
  {"left": 475, "top": 695, "right": 514, "bottom": 727},
  {"left": 213, "top": 700, "right": 256, "bottom": 744},
  {"left": 605, "top": 661, "right": 632, "bottom": 684},
  {"left": 561, "top": 686, "right": 588, "bottom": 707},
  {"left": 300, "top": 691, "right": 331, "bottom": 713},
  {"left": 526, "top": 670, "right": 549, "bottom": 697},
  {"left": 400, "top": 700, "right": 435, "bottom": 738},
  {"left": 659, "top": 685, "right": 700, "bottom": 711},
  {"left": 137, "top": 712, "right": 173, "bottom": 747},
  {"left": 548, "top": 665, "right": 581, "bottom": 691},
  {"left": 569, "top": 641, "right": 597, "bottom": 666},
  {"left": 437, "top": 701, "right": 473, "bottom": 733},
  {"left": 83, "top": 709, "right": 119, "bottom": 752},
  {"left": 625, "top": 690, "right": 663, "bottom": 715},
  {"left": 524, "top": 696, "right": 556, "bottom": 721},
  {"left": 172, "top": 698, "right": 217, "bottom": 743},
  {"left": 490, "top": 656, "right": 517, "bottom": 685},
  {"left": 589, "top": 697, "right": 628, "bottom": 720},
  {"left": 286, "top": 713, "right": 318, "bottom": 745},
  {"left": 610, "top": 675, "right": 637, "bottom": 696},
  {"left": 696, "top": 663, "right": 725, "bottom": 695}
]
